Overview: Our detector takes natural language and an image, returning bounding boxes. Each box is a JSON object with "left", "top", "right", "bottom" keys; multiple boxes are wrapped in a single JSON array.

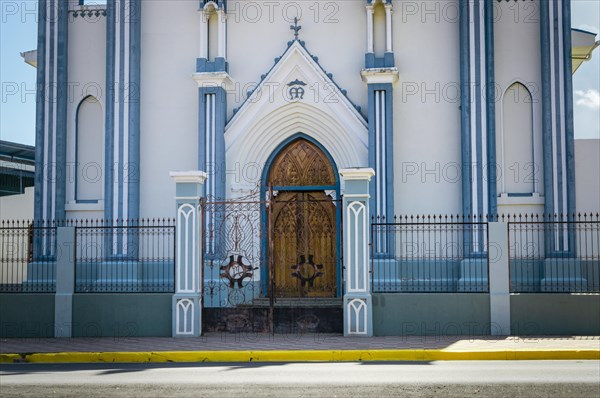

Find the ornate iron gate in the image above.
[
  {"left": 201, "top": 187, "right": 343, "bottom": 334},
  {"left": 201, "top": 191, "right": 264, "bottom": 298}
]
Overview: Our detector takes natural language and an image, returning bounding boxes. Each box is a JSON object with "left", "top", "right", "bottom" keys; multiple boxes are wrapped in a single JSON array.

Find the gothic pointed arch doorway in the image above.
[{"left": 265, "top": 136, "right": 341, "bottom": 299}]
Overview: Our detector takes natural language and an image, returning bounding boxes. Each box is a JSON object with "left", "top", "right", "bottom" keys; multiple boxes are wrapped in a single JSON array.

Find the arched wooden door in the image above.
[{"left": 268, "top": 139, "right": 339, "bottom": 298}]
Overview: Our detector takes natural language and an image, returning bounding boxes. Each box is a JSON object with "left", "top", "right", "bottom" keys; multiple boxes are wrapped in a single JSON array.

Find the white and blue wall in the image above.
[{"left": 33, "top": 0, "right": 588, "bottom": 228}]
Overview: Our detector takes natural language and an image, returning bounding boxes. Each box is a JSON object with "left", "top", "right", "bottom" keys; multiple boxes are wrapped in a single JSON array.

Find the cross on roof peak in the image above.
[{"left": 290, "top": 17, "right": 301, "bottom": 40}]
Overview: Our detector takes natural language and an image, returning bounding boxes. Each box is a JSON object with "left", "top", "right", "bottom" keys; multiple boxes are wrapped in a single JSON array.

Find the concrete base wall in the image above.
[
  {"left": 72, "top": 294, "right": 172, "bottom": 337},
  {"left": 510, "top": 294, "right": 600, "bottom": 335},
  {"left": 0, "top": 294, "right": 55, "bottom": 338},
  {"left": 372, "top": 294, "right": 491, "bottom": 336}
]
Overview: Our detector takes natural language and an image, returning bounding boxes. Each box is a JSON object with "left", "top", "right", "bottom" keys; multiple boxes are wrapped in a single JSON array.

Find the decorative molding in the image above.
[
  {"left": 339, "top": 168, "right": 375, "bottom": 181},
  {"left": 192, "top": 71, "right": 234, "bottom": 90},
  {"left": 175, "top": 298, "right": 194, "bottom": 336},
  {"left": 69, "top": 9, "right": 107, "bottom": 17},
  {"left": 170, "top": 171, "right": 209, "bottom": 184},
  {"left": 346, "top": 201, "right": 368, "bottom": 293},
  {"left": 360, "top": 68, "right": 399, "bottom": 85},
  {"left": 347, "top": 298, "right": 368, "bottom": 335},
  {"left": 177, "top": 204, "right": 197, "bottom": 293}
]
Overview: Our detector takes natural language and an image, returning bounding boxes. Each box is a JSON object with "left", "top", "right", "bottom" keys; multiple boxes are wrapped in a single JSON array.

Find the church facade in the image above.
[
  {"left": 12, "top": 0, "right": 598, "bottom": 337},
  {"left": 35, "top": 0, "right": 594, "bottom": 221}
]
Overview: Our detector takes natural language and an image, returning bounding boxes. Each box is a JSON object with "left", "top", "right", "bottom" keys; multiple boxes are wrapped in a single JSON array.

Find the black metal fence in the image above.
[
  {"left": 508, "top": 213, "right": 600, "bottom": 293},
  {"left": 74, "top": 219, "right": 176, "bottom": 293},
  {"left": 0, "top": 220, "right": 56, "bottom": 293},
  {"left": 371, "top": 215, "right": 489, "bottom": 293}
]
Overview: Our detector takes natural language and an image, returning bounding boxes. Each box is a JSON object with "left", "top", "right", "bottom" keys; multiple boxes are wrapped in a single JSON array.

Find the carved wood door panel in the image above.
[
  {"left": 267, "top": 138, "right": 338, "bottom": 298},
  {"left": 272, "top": 191, "right": 337, "bottom": 298}
]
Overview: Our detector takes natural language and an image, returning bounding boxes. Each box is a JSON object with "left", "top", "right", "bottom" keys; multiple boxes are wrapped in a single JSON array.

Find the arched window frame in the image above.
[
  {"left": 498, "top": 80, "right": 541, "bottom": 197},
  {"left": 68, "top": 95, "right": 104, "bottom": 206}
]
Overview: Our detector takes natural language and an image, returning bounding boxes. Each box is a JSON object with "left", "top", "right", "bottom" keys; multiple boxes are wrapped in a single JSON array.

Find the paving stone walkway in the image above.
[{"left": 1, "top": 334, "right": 599, "bottom": 354}]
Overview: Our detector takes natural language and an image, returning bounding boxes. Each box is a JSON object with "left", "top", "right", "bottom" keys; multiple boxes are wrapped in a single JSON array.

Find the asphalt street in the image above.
[{"left": 1, "top": 360, "right": 599, "bottom": 397}]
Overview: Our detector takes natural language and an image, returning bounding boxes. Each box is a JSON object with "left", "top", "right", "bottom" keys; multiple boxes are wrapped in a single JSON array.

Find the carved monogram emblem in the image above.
[{"left": 288, "top": 79, "right": 306, "bottom": 100}]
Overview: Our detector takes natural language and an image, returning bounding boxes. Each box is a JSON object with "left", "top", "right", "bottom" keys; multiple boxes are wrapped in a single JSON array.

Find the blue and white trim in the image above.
[
  {"left": 104, "top": 0, "right": 141, "bottom": 255},
  {"left": 197, "top": 89, "right": 228, "bottom": 201},
  {"left": 367, "top": 85, "right": 394, "bottom": 243},
  {"left": 540, "top": 0, "right": 576, "bottom": 253},
  {"left": 34, "top": 0, "right": 68, "bottom": 226},
  {"left": 460, "top": 0, "right": 496, "bottom": 221},
  {"left": 198, "top": 87, "right": 227, "bottom": 259}
]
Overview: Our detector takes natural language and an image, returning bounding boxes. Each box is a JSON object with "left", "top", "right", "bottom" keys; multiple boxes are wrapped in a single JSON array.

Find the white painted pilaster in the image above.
[
  {"left": 55, "top": 227, "right": 75, "bottom": 338},
  {"left": 488, "top": 222, "right": 511, "bottom": 336},
  {"left": 340, "top": 168, "right": 375, "bottom": 337},
  {"left": 170, "top": 171, "right": 207, "bottom": 337}
]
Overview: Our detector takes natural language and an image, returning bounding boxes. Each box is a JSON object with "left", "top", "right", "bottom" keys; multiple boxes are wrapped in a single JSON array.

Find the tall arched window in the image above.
[
  {"left": 75, "top": 96, "right": 103, "bottom": 202},
  {"left": 501, "top": 82, "right": 536, "bottom": 195}
]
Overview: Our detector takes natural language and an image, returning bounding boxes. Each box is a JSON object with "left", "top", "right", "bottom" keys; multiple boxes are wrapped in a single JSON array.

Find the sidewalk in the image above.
[{"left": 1, "top": 334, "right": 599, "bottom": 363}]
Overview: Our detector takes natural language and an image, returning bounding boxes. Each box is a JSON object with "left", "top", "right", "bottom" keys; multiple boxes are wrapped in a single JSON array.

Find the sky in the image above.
[{"left": 0, "top": 0, "right": 599, "bottom": 146}]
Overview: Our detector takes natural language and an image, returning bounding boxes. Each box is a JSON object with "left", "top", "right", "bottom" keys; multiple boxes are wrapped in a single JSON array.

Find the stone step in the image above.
[{"left": 244, "top": 297, "right": 343, "bottom": 308}]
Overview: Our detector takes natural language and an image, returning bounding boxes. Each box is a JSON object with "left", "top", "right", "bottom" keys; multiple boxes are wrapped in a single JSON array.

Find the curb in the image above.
[{"left": 1, "top": 349, "right": 599, "bottom": 363}]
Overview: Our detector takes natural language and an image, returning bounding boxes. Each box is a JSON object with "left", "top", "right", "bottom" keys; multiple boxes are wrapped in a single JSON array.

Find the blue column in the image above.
[
  {"left": 459, "top": 0, "right": 496, "bottom": 255},
  {"left": 363, "top": 1, "right": 396, "bottom": 244},
  {"left": 128, "top": 0, "right": 142, "bottom": 224},
  {"left": 104, "top": 0, "right": 141, "bottom": 224},
  {"left": 562, "top": 0, "right": 577, "bottom": 255},
  {"left": 197, "top": 85, "right": 228, "bottom": 261},
  {"left": 195, "top": 2, "right": 231, "bottom": 260},
  {"left": 198, "top": 86, "right": 227, "bottom": 201},
  {"left": 34, "top": 0, "right": 69, "bottom": 224},
  {"left": 484, "top": 0, "right": 497, "bottom": 216},
  {"left": 104, "top": 0, "right": 142, "bottom": 257},
  {"left": 367, "top": 84, "right": 394, "bottom": 221},
  {"left": 459, "top": 0, "right": 472, "bottom": 219},
  {"left": 366, "top": 83, "right": 395, "bottom": 257},
  {"left": 460, "top": 0, "right": 496, "bottom": 220},
  {"left": 540, "top": 0, "right": 576, "bottom": 255},
  {"left": 33, "top": 0, "right": 47, "bottom": 225}
]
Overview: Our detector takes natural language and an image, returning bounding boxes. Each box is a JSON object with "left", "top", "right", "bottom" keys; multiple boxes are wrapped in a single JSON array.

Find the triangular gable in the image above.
[
  {"left": 225, "top": 41, "right": 368, "bottom": 184},
  {"left": 227, "top": 41, "right": 366, "bottom": 127}
]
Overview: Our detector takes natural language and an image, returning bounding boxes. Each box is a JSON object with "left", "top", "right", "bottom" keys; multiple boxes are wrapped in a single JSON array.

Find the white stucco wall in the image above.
[
  {"left": 65, "top": 11, "right": 107, "bottom": 219},
  {"left": 58, "top": 1, "right": 594, "bottom": 219},
  {"left": 140, "top": 0, "right": 200, "bottom": 218},
  {"left": 0, "top": 187, "right": 34, "bottom": 221},
  {"left": 575, "top": 139, "right": 600, "bottom": 213},
  {"left": 494, "top": 0, "right": 544, "bottom": 216},
  {"left": 393, "top": 0, "right": 462, "bottom": 215}
]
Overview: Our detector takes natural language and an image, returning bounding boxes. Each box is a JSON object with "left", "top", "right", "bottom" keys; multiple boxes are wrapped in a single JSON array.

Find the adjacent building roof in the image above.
[
  {"left": 0, "top": 140, "right": 35, "bottom": 197},
  {"left": 572, "top": 28, "right": 600, "bottom": 73},
  {"left": 0, "top": 140, "right": 35, "bottom": 166}
]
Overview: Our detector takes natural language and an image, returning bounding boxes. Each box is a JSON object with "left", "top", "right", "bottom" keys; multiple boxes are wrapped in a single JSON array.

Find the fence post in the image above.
[
  {"left": 340, "top": 168, "right": 375, "bottom": 337},
  {"left": 170, "top": 171, "right": 207, "bottom": 337},
  {"left": 55, "top": 226, "right": 75, "bottom": 338},
  {"left": 488, "top": 221, "right": 511, "bottom": 335}
]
